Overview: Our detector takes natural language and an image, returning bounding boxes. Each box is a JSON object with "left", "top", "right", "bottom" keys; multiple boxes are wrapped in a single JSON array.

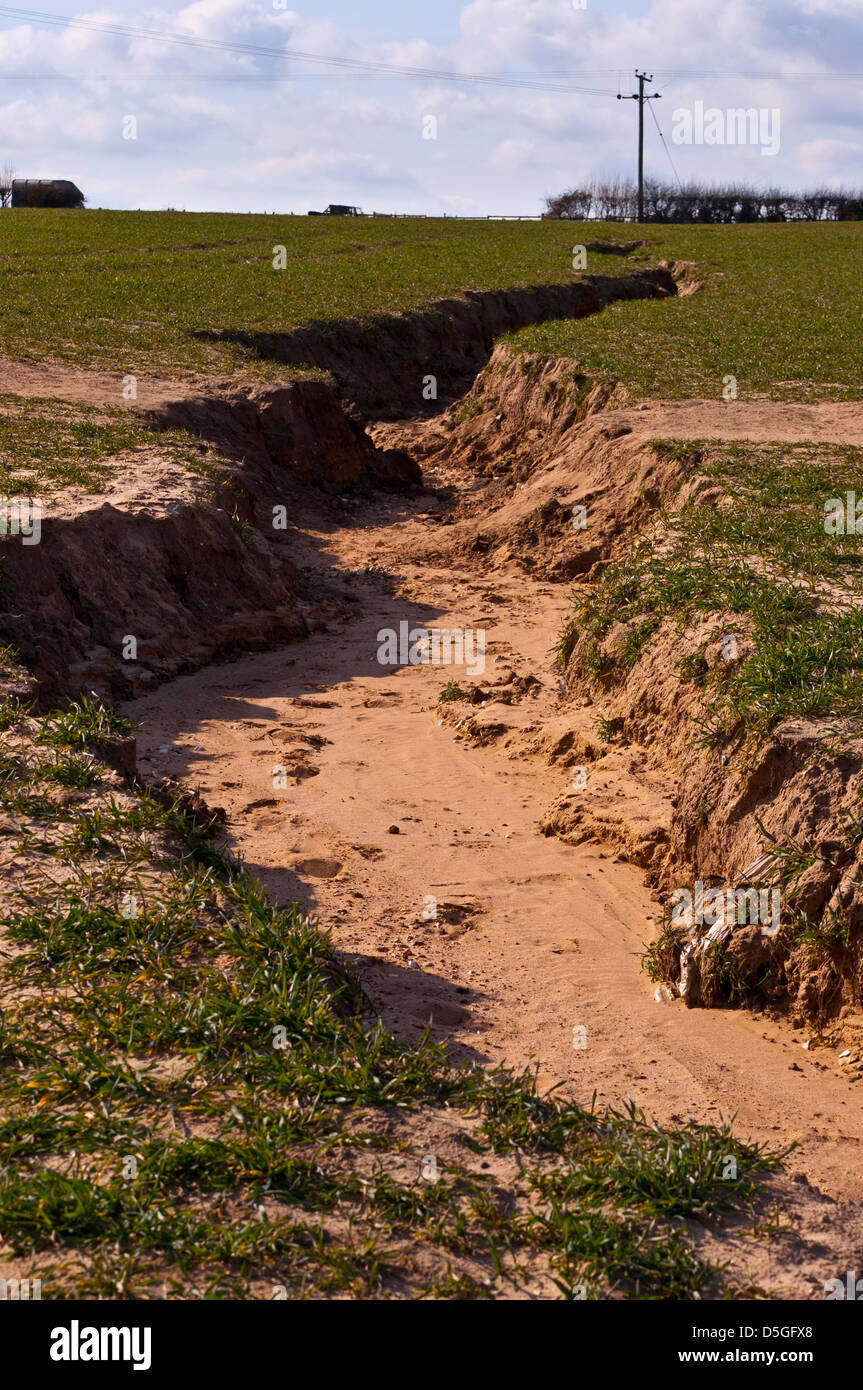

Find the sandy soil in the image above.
[
  {"left": 123, "top": 429, "right": 863, "bottom": 1217},
  {"left": 0, "top": 355, "right": 228, "bottom": 410},
  {"left": 610, "top": 397, "right": 863, "bottom": 446}
]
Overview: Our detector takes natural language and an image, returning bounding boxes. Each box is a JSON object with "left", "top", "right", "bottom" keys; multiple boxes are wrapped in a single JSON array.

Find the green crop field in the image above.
[
  {"left": 0, "top": 210, "right": 619, "bottom": 380},
  {"left": 510, "top": 221, "right": 863, "bottom": 402},
  {"left": 1, "top": 211, "right": 859, "bottom": 398}
]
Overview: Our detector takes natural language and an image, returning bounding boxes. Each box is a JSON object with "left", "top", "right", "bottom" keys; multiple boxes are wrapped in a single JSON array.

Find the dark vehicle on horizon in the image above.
[{"left": 307, "top": 203, "right": 363, "bottom": 216}]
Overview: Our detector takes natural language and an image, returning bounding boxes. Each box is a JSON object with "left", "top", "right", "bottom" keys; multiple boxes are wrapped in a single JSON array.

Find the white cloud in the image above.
[
  {"left": 489, "top": 138, "right": 536, "bottom": 171},
  {"left": 794, "top": 136, "right": 863, "bottom": 178},
  {"left": 0, "top": 0, "right": 861, "bottom": 210}
]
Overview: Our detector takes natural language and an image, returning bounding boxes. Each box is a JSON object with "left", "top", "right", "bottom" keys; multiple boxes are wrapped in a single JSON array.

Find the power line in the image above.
[
  {"left": 2, "top": 9, "right": 861, "bottom": 89},
  {"left": 647, "top": 95, "right": 683, "bottom": 190},
  {"left": 0, "top": 6, "right": 618, "bottom": 95},
  {"left": 1, "top": 72, "right": 534, "bottom": 81},
  {"left": 13, "top": 73, "right": 587, "bottom": 85},
  {"left": 640, "top": 68, "right": 863, "bottom": 79},
  {"left": 0, "top": 74, "right": 459, "bottom": 80}
]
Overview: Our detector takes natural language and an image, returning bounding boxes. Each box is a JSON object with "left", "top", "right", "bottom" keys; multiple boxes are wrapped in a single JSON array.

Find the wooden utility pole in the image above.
[{"left": 617, "top": 71, "right": 661, "bottom": 222}]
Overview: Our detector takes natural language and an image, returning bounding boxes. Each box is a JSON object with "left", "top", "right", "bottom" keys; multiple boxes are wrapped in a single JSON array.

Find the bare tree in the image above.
[
  {"left": 0, "top": 163, "right": 15, "bottom": 208},
  {"left": 543, "top": 187, "right": 594, "bottom": 220},
  {"left": 543, "top": 176, "right": 863, "bottom": 224}
]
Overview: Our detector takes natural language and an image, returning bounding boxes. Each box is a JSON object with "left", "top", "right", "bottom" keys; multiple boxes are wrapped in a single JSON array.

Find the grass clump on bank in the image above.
[
  {"left": 560, "top": 441, "right": 863, "bottom": 747},
  {"left": 0, "top": 691, "right": 781, "bottom": 1299}
]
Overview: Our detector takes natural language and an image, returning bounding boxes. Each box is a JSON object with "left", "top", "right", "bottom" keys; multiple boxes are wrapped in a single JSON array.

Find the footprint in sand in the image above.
[{"left": 293, "top": 857, "right": 343, "bottom": 879}]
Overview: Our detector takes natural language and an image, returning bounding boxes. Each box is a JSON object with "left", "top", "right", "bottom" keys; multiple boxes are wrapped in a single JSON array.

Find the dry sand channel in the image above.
[{"left": 123, "top": 465, "right": 863, "bottom": 1219}]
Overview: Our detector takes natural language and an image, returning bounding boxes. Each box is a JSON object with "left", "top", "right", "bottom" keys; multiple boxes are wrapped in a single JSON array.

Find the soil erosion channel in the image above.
[{"left": 125, "top": 415, "right": 863, "bottom": 1211}]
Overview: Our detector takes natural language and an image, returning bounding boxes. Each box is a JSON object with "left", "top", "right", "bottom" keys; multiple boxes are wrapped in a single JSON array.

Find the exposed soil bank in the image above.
[
  {"left": 194, "top": 267, "right": 677, "bottom": 414},
  {"left": 375, "top": 345, "right": 863, "bottom": 1035},
  {"left": 0, "top": 267, "right": 673, "bottom": 706},
  {"left": 0, "top": 379, "right": 416, "bottom": 703}
]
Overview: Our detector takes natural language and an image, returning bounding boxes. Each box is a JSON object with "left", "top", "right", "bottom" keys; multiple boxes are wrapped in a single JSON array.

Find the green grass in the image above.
[
  {"left": 0, "top": 211, "right": 627, "bottom": 381},
  {"left": 33, "top": 693, "right": 135, "bottom": 748},
  {"left": 1, "top": 214, "right": 859, "bottom": 400},
  {"left": 0, "top": 693, "right": 782, "bottom": 1299},
  {"left": 510, "top": 221, "right": 863, "bottom": 401},
  {"left": 438, "top": 680, "right": 468, "bottom": 703},
  {"left": 562, "top": 440, "right": 863, "bottom": 746},
  {"left": 0, "top": 395, "right": 218, "bottom": 494}
]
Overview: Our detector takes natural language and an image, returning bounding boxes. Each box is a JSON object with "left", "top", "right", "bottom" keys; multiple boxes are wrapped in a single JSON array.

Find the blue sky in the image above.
[{"left": 0, "top": 0, "right": 860, "bottom": 213}]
